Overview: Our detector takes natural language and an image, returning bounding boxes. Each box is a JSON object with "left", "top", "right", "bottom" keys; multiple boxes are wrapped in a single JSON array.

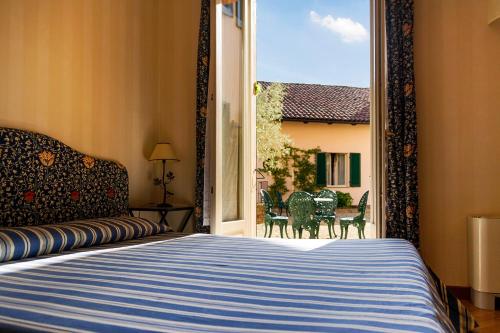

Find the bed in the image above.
[
  {"left": 0, "top": 128, "right": 456, "bottom": 332},
  {"left": 0, "top": 235, "right": 456, "bottom": 333}
]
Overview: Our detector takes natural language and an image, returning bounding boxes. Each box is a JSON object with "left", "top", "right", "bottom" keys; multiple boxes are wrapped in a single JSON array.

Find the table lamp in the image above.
[{"left": 149, "top": 143, "right": 178, "bottom": 206}]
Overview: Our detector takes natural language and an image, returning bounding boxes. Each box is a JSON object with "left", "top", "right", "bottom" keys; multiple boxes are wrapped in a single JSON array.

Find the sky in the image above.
[{"left": 257, "top": 0, "right": 370, "bottom": 88}]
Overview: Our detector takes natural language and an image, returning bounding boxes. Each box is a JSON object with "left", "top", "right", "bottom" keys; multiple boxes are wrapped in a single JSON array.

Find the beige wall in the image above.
[
  {"left": 0, "top": 0, "right": 203, "bottom": 230},
  {"left": 0, "top": 0, "right": 160, "bottom": 205},
  {"left": 415, "top": 0, "right": 500, "bottom": 286},
  {"left": 277, "top": 121, "right": 372, "bottom": 204},
  {"left": 157, "top": 1, "right": 199, "bottom": 230}
]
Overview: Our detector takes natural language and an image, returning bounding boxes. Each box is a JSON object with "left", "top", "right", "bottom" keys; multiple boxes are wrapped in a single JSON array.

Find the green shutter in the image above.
[
  {"left": 349, "top": 153, "right": 361, "bottom": 187},
  {"left": 316, "top": 153, "right": 326, "bottom": 187}
]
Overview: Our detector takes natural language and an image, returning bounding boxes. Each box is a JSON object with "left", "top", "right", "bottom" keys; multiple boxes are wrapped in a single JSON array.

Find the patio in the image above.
[{"left": 257, "top": 210, "right": 375, "bottom": 239}]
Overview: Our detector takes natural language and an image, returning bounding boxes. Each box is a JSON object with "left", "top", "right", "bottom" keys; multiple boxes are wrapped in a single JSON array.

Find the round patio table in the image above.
[
  {"left": 313, "top": 197, "right": 335, "bottom": 238},
  {"left": 313, "top": 198, "right": 333, "bottom": 203}
]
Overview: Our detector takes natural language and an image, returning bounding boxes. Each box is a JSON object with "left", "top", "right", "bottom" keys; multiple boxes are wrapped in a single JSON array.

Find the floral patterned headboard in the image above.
[{"left": 0, "top": 127, "right": 128, "bottom": 227}]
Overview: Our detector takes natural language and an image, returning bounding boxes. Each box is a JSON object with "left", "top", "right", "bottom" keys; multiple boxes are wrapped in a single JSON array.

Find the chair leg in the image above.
[
  {"left": 358, "top": 227, "right": 362, "bottom": 239},
  {"left": 264, "top": 224, "right": 268, "bottom": 238},
  {"left": 362, "top": 226, "right": 366, "bottom": 239},
  {"left": 299, "top": 228, "right": 303, "bottom": 239},
  {"left": 285, "top": 225, "right": 290, "bottom": 239},
  {"left": 279, "top": 224, "right": 284, "bottom": 239},
  {"left": 342, "top": 225, "right": 349, "bottom": 239},
  {"left": 268, "top": 224, "right": 274, "bottom": 238},
  {"left": 292, "top": 227, "right": 296, "bottom": 239},
  {"left": 309, "top": 227, "right": 315, "bottom": 239},
  {"left": 331, "top": 220, "right": 337, "bottom": 238},
  {"left": 327, "top": 224, "right": 333, "bottom": 239}
]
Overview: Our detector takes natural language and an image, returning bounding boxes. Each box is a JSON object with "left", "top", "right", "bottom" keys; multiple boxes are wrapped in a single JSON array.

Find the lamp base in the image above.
[{"left": 157, "top": 202, "right": 172, "bottom": 208}]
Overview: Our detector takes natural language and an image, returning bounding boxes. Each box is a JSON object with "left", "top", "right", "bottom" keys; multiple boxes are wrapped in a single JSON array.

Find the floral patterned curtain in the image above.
[
  {"left": 195, "top": 0, "right": 211, "bottom": 233},
  {"left": 385, "top": 0, "right": 419, "bottom": 248}
]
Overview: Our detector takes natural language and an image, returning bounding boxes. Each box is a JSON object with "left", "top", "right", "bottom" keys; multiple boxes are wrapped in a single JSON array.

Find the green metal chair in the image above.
[
  {"left": 275, "top": 191, "right": 287, "bottom": 216},
  {"left": 315, "top": 189, "right": 338, "bottom": 239},
  {"left": 260, "top": 189, "right": 289, "bottom": 238},
  {"left": 288, "top": 191, "right": 318, "bottom": 239},
  {"left": 339, "top": 191, "right": 369, "bottom": 239}
]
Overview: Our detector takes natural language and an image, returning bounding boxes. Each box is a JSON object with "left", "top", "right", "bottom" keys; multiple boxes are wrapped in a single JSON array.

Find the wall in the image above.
[
  {"left": 275, "top": 121, "right": 372, "bottom": 204},
  {"left": 157, "top": 0, "right": 200, "bottom": 231},
  {"left": 415, "top": 0, "right": 500, "bottom": 286},
  {"left": 0, "top": 0, "right": 160, "bottom": 205}
]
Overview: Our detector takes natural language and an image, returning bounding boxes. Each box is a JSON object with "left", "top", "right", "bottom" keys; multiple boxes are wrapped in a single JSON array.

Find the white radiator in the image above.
[{"left": 468, "top": 216, "right": 500, "bottom": 310}]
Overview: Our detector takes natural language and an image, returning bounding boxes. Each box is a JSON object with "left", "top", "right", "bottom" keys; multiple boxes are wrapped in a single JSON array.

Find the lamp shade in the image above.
[{"left": 149, "top": 143, "right": 178, "bottom": 161}]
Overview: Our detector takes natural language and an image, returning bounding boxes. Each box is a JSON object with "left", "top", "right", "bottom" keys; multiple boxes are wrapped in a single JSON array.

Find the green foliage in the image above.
[
  {"left": 290, "top": 146, "right": 321, "bottom": 193},
  {"left": 262, "top": 154, "right": 291, "bottom": 206},
  {"left": 263, "top": 146, "right": 322, "bottom": 201},
  {"left": 336, "top": 191, "right": 354, "bottom": 208},
  {"left": 256, "top": 83, "right": 292, "bottom": 169}
]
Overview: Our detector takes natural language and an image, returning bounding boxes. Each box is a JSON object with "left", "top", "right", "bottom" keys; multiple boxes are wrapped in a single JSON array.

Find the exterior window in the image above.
[
  {"left": 326, "top": 153, "right": 347, "bottom": 186},
  {"left": 316, "top": 152, "right": 361, "bottom": 188}
]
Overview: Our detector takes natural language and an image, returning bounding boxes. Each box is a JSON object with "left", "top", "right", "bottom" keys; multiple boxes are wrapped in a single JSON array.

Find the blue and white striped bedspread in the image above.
[{"left": 0, "top": 235, "right": 455, "bottom": 333}]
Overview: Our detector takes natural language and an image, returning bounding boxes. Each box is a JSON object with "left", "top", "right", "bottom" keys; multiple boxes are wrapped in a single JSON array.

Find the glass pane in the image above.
[
  {"left": 326, "top": 153, "right": 332, "bottom": 186},
  {"left": 338, "top": 154, "right": 346, "bottom": 185},
  {"left": 221, "top": 4, "right": 244, "bottom": 222}
]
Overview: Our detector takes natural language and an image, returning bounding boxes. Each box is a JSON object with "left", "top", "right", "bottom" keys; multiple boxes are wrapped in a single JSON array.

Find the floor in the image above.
[{"left": 464, "top": 301, "right": 500, "bottom": 333}]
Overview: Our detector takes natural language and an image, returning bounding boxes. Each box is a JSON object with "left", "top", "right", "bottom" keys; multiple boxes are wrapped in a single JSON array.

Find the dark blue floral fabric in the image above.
[
  {"left": 0, "top": 127, "right": 128, "bottom": 227},
  {"left": 385, "top": 0, "right": 419, "bottom": 248},
  {"left": 194, "top": 0, "right": 211, "bottom": 233}
]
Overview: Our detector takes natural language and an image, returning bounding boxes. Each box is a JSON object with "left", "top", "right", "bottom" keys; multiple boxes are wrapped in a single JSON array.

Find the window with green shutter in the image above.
[
  {"left": 316, "top": 153, "right": 326, "bottom": 187},
  {"left": 349, "top": 153, "right": 361, "bottom": 187}
]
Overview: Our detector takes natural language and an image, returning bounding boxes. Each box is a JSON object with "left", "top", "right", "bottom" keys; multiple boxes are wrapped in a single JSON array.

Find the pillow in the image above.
[
  {"left": 427, "top": 266, "right": 478, "bottom": 333},
  {"left": 0, "top": 217, "right": 169, "bottom": 262}
]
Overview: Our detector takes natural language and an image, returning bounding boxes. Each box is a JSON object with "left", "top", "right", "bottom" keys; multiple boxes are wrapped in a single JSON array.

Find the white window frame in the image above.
[{"left": 371, "top": 0, "right": 386, "bottom": 238}]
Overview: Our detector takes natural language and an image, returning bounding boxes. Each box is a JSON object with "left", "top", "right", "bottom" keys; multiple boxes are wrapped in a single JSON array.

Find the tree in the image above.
[{"left": 256, "top": 83, "right": 292, "bottom": 169}]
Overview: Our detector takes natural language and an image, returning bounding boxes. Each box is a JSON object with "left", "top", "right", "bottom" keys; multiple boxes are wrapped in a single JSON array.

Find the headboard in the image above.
[{"left": 0, "top": 127, "right": 128, "bottom": 227}]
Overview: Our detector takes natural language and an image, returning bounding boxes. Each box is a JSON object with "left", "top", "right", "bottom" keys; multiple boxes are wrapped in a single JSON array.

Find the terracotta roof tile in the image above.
[{"left": 259, "top": 81, "right": 370, "bottom": 124}]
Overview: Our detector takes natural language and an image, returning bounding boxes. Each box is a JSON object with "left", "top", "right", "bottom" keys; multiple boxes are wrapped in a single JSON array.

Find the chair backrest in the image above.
[
  {"left": 288, "top": 191, "right": 316, "bottom": 226},
  {"left": 260, "top": 189, "right": 274, "bottom": 213},
  {"left": 355, "top": 191, "right": 369, "bottom": 220},
  {"left": 275, "top": 191, "right": 285, "bottom": 208},
  {"left": 316, "top": 189, "right": 337, "bottom": 215}
]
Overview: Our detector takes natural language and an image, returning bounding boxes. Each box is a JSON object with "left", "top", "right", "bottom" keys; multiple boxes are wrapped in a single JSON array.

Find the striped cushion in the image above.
[{"left": 0, "top": 217, "right": 169, "bottom": 262}]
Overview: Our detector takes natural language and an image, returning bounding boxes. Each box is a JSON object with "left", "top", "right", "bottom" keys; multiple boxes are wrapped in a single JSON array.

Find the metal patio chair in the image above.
[
  {"left": 288, "top": 191, "right": 317, "bottom": 239},
  {"left": 339, "top": 191, "right": 369, "bottom": 239},
  {"left": 315, "top": 189, "right": 338, "bottom": 239},
  {"left": 261, "top": 189, "right": 289, "bottom": 238}
]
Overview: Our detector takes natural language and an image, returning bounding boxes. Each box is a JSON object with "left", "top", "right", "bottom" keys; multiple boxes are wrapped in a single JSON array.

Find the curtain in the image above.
[
  {"left": 385, "top": 0, "right": 419, "bottom": 248},
  {"left": 195, "top": 0, "right": 211, "bottom": 233}
]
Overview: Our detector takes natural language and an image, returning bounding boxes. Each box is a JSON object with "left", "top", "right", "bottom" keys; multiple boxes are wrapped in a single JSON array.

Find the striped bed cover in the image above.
[{"left": 0, "top": 235, "right": 455, "bottom": 333}]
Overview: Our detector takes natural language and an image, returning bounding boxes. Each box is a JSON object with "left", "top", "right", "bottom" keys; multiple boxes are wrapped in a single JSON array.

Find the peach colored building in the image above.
[{"left": 259, "top": 82, "right": 371, "bottom": 205}]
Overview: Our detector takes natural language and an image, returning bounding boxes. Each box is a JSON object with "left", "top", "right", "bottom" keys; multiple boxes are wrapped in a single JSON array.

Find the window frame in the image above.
[{"left": 325, "top": 152, "right": 350, "bottom": 188}]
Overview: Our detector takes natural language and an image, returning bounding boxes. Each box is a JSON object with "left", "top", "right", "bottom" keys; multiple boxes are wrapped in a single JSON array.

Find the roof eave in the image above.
[{"left": 282, "top": 118, "right": 370, "bottom": 125}]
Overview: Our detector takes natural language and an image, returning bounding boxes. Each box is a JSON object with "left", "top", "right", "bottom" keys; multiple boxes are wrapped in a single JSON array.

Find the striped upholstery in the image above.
[
  {"left": 0, "top": 217, "right": 169, "bottom": 262},
  {"left": 428, "top": 267, "right": 478, "bottom": 333},
  {"left": 0, "top": 236, "right": 456, "bottom": 332}
]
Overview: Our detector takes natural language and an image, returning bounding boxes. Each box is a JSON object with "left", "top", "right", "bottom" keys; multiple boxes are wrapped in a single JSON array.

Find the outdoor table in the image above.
[{"left": 313, "top": 198, "right": 333, "bottom": 202}]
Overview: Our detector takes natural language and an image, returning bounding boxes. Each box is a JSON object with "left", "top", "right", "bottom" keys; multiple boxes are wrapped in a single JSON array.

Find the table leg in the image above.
[
  {"left": 177, "top": 208, "right": 194, "bottom": 232},
  {"left": 159, "top": 211, "right": 169, "bottom": 225}
]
